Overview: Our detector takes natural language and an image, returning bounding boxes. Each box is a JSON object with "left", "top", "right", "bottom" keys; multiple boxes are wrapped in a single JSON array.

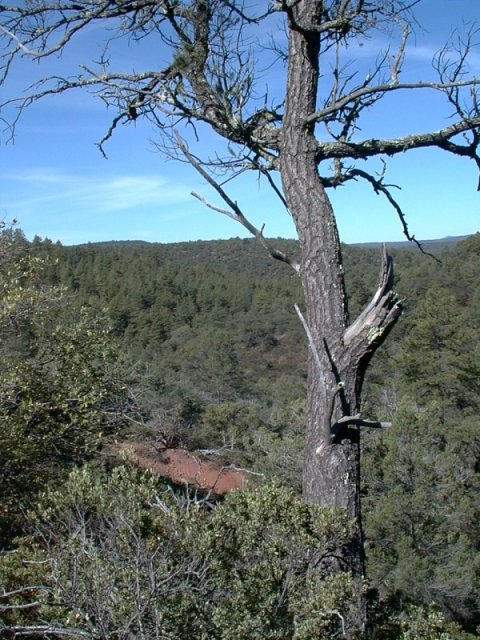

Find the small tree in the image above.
[
  {"left": 1, "top": 2, "right": 479, "bottom": 634},
  {"left": 0, "top": 227, "right": 128, "bottom": 544}
]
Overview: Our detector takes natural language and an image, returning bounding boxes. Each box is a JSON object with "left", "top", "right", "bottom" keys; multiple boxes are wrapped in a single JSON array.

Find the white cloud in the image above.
[
  {"left": 74, "top": 175, "right": 191, "bottom": 213},
  {"left": 0, "top": 169, "right": 191, "bottom": 217},
  {"left": 6, "top": 168, "right": 68, "bottom": 184}
]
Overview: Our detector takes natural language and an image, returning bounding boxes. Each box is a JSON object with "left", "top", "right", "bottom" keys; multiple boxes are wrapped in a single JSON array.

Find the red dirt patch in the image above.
[{"left": 115, "top": 441, "right": 252, "bottom": 495}]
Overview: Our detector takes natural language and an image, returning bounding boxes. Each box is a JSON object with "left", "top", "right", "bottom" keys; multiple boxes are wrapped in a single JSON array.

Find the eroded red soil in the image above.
[{"left": 115, "top": 441, "right": 252, "bottom": 494}]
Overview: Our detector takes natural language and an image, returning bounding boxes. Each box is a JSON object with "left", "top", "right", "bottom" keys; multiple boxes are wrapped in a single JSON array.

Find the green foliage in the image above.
[
  {"left": 248, "top": 398, "right": 305, "bottom": 490},
  {"left": 1, "top": 466, "right": 359, "bottom": 640},
  {"left": 394, "top": 287, "right": 479, "bottom": 420},
  {"left": 5, "top": 232, "right": 480, "bottom": 633},
  {"left": 361, "top": 239, "right": 480, "bottom": 629},
  {"left": 0, "top": 230, "right": 129, "bottom": 544},
  {"left": 368, "top": 598, "right": 480, "bottom": 639},
  {"left": 363, "top": 403, "right": 480, "bottom": 627},
  {"left": 189, "top": 400, "right": 264, "bottom": 456},
  {"left": 160, "top": 327, "right": 247, "bottom": 406},
  {"left": 205, "top": 483, "right": 357, "bottom": 639}
]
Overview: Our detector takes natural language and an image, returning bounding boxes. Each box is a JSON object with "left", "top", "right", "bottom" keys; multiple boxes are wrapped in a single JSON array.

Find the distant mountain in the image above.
[
  {"left": 75, "top": 234, "right": 475, "bottom": 254},
  {"left": 352, "top": 235, "right": 475, "bottom": 252}
]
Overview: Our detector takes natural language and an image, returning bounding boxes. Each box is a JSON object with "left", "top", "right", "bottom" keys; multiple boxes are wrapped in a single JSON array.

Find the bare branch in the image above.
[
  {"left": 294, "top": 303, "right": 324, "bottom": 381},
  {"left": 434, "top": 23, "right": 480, "bottom": 117},
  {"left": 0, "top": 586, "right": 48, "bottom": 599},
  {"left": 390, "top": 24, "right": 409, "bottom": 84},
  {"left": 0, "top": 23, "right": 41, "bottom": 56},
  {"left": 177, "top": 133, "right": 299, "bottom": 272},
  {"left": 332, "top": 414, "right": 392, "bottom": 428},
  {"left": 285, "top": 0, "right": 420, "bottom": 40},
  {"left": 347, "top": 168, "right": 440, "bottom": 258},
  {"left": 0, "top": 1, "right": 281, "bottom": 158},
  {"left": 0, "top": 625, "right": 91, "bottom": 639},
  {"left": 248, "top": 155, "right": 288, "bottom": 208},
  {"left": 0, "top": 601, "right": 41, "bottom": 611},
  {"left": 309, "top": 78, "right": 480, "bottom": 125},
  {"left": 317, "top": 114, "right": 480, "bottom": 169}
]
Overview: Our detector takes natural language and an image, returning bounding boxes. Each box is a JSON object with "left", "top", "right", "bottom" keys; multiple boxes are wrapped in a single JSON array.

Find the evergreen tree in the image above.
[
  {"left": 0, "top": 230, "right": 129, "bottom": 544},
  {"left": 395, "top": 287, "right": 479, "bottom": 421}
]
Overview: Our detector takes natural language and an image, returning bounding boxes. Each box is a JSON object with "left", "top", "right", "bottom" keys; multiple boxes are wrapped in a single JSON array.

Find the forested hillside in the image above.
[{"left": 1, "top": 229, "right": 479, "bottom": 638}]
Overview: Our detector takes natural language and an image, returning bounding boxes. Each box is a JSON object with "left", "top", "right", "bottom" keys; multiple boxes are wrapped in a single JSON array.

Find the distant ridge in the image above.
[
  {"left": 351, "top": 235, "right": 474, "bottom": 252},
  {"left": 74, "top": 234, "right": 474, "bottom": 251}
]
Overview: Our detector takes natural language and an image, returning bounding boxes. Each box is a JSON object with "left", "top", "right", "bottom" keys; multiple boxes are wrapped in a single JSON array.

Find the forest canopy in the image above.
[{"left": 0, "top": 229, "right": 479, "bottom": 638}]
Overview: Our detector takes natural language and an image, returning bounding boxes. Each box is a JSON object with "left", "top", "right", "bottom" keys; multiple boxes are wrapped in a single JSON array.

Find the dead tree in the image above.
[{"left": 1, "top": 1, "right": 479, "bottom": 635}]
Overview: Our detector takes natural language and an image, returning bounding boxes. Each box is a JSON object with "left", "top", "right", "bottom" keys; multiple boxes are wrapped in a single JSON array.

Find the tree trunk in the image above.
[{"left": 280, "top": 3, "right": 402, "bottom": 636}]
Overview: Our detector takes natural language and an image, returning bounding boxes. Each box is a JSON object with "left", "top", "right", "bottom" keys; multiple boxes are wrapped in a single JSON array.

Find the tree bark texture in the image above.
[{"left": 280, "top": 3, "right": 402, "bottom": 635}]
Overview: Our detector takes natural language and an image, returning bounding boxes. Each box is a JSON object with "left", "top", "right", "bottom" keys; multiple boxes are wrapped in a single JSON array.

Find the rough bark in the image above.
[{"left": 280, "top": 3, "right": 401, "bottom": 635}]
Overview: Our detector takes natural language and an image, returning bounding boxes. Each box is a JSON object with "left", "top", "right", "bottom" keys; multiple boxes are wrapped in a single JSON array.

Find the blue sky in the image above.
[{"left": 0, "top": 0, "right": 479, "bottom": 246}]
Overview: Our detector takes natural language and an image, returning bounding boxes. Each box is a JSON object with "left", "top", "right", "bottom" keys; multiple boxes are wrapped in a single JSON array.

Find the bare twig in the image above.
[
  {"left": 0, "top": 586, "right": 49, "bottom": 599},
  {"left": 0, "top": 625, "right": 91, "bottom": 638},
  {"left": 294, "top": 303, "right": 324, "bottom": 380},
  {"left": 348, "top": 168, "right": 439, "bottom": 259},
  {"left": 0, "top": 601, "right": 41, "bottom": 611},
  {"left": 177, "top": 133, "right": 299, "bottom": 272}
]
